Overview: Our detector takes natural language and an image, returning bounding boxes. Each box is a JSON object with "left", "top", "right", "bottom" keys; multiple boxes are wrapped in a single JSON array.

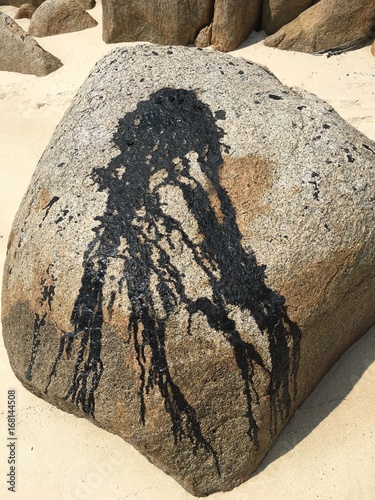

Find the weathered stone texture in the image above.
[
  {"left": 75, "top": 0, "right": 96, "bottom": 10},
  {"left": 0, "top": 12, "right": 62, "bottom": 76},
  {"left": 9, "top": 0, "right": 44, "bottom": 6},
  {"left": 264, "top": 0, "right": 375, "bottom": 54},
  {"left": 15, "top": 3, "right": 37, "bottom": 19},
  {"left": 206, "top": 0, "right": 262, "bottom": 52},
  {"left": 102, "top": 0, "right": 213, "bottom": 44},
  {"left": 29, "top": 0, "right": 98, "bottom": 37},
  {"left": 3, "top": 45, "right": 375, "bottom": 495},
  {"left": 101, "top": 0, "right": 375, "bottom": 53}
]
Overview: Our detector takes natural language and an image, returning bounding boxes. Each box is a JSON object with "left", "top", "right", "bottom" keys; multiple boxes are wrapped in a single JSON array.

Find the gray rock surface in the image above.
[
  {"left": 29, "top": 0, "right": 97, "bottom": 37},
  {"left": 264, "top": 0, "right": 375, "bottom": 54},
  {"left": 262, "top": 0, "right": 314, "bottom": 35},
  {"left": 0, "top": 12, "right": 62, "bottom": 76},
  {"left": 3, "top": 45, "right": 375, "bottom": 496}
]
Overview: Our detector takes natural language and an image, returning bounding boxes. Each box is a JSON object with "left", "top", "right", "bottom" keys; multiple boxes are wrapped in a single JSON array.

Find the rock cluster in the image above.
[
  {"left": 102, "top": 0, "right": 375, "bottom": 53},
  {"left": 3, "top": 45, "right": 375, "bottom": 495}
]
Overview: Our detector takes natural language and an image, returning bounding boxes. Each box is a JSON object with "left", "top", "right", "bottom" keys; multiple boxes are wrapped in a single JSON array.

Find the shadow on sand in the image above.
[{"left": 253, "top": 324, "right": 375, "bottom": 475}]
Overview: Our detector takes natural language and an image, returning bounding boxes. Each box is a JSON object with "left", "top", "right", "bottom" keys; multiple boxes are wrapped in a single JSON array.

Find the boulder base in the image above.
[{"left": 2, "top": 45, "right": 375, "bottom": 495}]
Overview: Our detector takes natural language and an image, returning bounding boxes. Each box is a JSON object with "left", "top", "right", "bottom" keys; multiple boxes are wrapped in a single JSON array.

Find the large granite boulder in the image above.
[
  {"left": 261, "top": 0, "right": 314, "bottom": 35},
  {"left": 29, "top": 0, "right": 97, "bottom": 37},
  {"left": 264, "top": 0, "right": 375, "bottom": 54},
  {"left": 0, "top": 13, "right": 62, "bottom": 76},
  {"left": 371, "top": 40, "right": 375, "bottom": 56},
  {"left": 102, "top": 0, "right": 213, "bottom": 44},
  {"left": 3, "top": 45, "right": 375, "bottom": 495}
]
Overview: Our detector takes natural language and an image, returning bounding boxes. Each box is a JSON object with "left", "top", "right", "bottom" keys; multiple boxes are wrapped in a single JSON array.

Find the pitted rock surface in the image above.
[{"left": 2, "top": 45, "right": 375, "bottom": 495}]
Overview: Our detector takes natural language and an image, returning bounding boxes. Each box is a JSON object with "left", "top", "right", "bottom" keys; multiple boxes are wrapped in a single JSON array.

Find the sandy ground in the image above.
[{"left": 1, "top": 3, "right": 375, "bottom": 499}]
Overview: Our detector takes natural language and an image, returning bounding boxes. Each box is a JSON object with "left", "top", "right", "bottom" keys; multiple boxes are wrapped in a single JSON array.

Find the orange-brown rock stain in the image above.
[
  {"left": 217, "top": 155, "right": 273, "bottom": 234},
  {"left": 37, "top": 188, "right": 53, "bottom": 210}
]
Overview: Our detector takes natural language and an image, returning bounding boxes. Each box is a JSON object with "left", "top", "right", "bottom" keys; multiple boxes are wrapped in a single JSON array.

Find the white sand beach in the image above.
[{"left": 1, "top": 2, "right": 375, "bottom": 499}]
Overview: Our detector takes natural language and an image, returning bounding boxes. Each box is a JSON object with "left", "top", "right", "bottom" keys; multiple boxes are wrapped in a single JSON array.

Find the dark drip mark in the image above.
[
  {"left": 47, "top": 88, "right": 300, "bottom": 471},
  {"left": 25, "top": 312, "right": 46, "bottom": 381},
  {"left": 363, "top": 144, "right": 375, "bottom": 155},
  {"left": 42, "top": 196, "right": 60, "bottom": 221},
  {"left": 26, "top": 265, "right": 56, "bottom": 381},
  {"left": 345, "top": 148, "right": 355, "bottom": 163},
  {"left": 308, "top": 171, "right": 321, "bottom": 201},
  {"left": 46, "top": 258, "right": 105, "bottom": 418},
  {"left": 269, "top": 94, "right": 283, "bottom": 100}
]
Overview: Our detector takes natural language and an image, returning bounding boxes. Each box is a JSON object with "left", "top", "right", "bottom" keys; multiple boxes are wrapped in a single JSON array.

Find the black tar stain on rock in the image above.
[
  {"left": 26, "top": 264, "right": 56, "bottom": 381},
  {"left": 40, "top": 87, "right": 300, "bottom": 473}
]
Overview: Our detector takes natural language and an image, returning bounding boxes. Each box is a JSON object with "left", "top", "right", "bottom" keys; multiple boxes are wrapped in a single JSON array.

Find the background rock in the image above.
[
  {"left": 0, "top": 12, "right": 62, "bottom": 76},
  {"left": 264, "top": 0, "right": 375, "bottom": 54},
  {"left": 102, "top": 0, "right": 213, "bottom": 44},
  {"left": 29, "top": 0, "right": 98, "bottom": 37},
  {"left": 75, "top": 0, "right": 96, "bottom": 10},
  {"left": 8, "top": 0, "right": 44, "bottom": 7},
  {"left": 15, "top": 3, "right": 37, "bottom": 19},
  {"left": 209, "top": 0, "right": 262, "bottom": 52},
  {"left": 262, "top": 0, "right": 314, "bottom": 35},
  {"left": 3, "top": 45, "right": 375, "bottom": 496}
]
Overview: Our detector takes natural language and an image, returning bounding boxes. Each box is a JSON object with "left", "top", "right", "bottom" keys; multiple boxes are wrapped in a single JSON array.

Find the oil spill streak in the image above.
[
  {"left": 45, "top": 88, "right": 301, "bottom": 471},
  {"left": 25, "top": 264, "right": 56, "bottom": 381}
]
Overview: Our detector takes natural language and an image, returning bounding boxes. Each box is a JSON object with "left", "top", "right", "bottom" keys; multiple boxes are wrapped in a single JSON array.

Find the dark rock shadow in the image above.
[{"left": 234, "top": 30, "right": 267, "bottom": 51}]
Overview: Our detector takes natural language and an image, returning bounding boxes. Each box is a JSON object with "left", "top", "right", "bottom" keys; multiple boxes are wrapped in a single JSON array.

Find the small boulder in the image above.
[
  {"left": 264, "top": 0, "right": 375, "bottom": 54},
  {"left": 0, "top": 12, "right": 62, "bottom": 76},
  {"left": 3, "top": 45, "right": 375, "bottom": 495},
  {"left": 15, "top": 3, "right": 37, "bottom": 19},
  {"left": 261, "top": 0, "right": 314, "bottom": 35},
  {"left": 29, "top": 0, "right": 98, "bottom": 37}
]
